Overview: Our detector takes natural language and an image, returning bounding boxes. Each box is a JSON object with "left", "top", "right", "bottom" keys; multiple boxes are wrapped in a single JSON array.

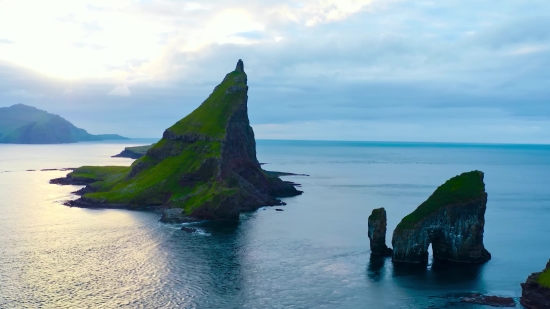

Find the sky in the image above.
[{"left": 0, "top": 0, "right": 549, "bottom": 143}]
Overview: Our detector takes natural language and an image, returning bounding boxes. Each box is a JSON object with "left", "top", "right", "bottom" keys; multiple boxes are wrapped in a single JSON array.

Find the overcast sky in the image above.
[{"left": 0, "top": 0, "right": 549, "bottom": 143}]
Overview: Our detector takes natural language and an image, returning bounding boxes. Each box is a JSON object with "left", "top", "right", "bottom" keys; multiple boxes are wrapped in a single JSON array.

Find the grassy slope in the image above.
[
  {"left": 168, "top": 71, "right": 246, "bottom": 139},
  {"left": 538, "top": 267, "right": 550, "bottom": 288},
  {"left": 396, "top": 171, "right": 485, "bottom": 230},
  {"left": 72, "top": 69, "right": 249, "bottom": 213}
]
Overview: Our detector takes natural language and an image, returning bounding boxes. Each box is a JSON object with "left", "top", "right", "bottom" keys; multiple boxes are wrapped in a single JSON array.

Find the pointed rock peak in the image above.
[{"left": 235, "top": 59, "right": 244, "bottom": 72}]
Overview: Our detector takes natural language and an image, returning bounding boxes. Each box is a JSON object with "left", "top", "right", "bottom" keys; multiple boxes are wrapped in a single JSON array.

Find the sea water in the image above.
[{"left": 0, "top": 139, "right": 549, "bottom": 308}]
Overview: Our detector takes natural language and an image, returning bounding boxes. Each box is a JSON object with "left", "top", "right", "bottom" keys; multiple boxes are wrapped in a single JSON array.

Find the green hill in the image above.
[
  {"left": 0, "top": 104, "right": 128, "bottom": 144},
  {"left": 51, "top": 60, "right": 302, "bottom": 221}
]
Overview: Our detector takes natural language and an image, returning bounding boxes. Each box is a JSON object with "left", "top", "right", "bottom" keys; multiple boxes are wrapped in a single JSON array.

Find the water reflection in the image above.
[
  {"left": 158, "top": 221, "right": 243, "bottom": 308},
  {"left": 391, "top": 258, "right": 488, "bottom": 297},
  {"left": 430, "top": 259, "right": 486, "bottom": 285},
  {"left": 367, "top": 254, "right": 388, "bottom": 282}
]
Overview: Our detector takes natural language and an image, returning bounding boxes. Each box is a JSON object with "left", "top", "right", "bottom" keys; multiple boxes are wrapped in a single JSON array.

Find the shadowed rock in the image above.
[
  {"left": 521, "top": 259, "right": 550, "bottom": 309},
  {"left": 368, "top": 208, "right": 393, "bottom": 256},
  {"left": 392, "top": 171, "right": 491, "bottom": 264},
  {"left": 235, "top": 59, "right": 244, "bottom": 72}
]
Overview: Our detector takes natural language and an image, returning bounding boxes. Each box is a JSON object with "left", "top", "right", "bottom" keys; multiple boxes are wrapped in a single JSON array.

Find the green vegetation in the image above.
[
  {"left": 396, "top": 171, "right": 485, "bottom": 230},
  {"left": 70, "top": 166, "right": 130, "bottom": 180},
  {"left": 65, "top": 65, "right": 254, "bottom": 215},
  {"left": 168, "top": 71, "right": 247, "bottom": 140},
  {"left": 368, "top": 208, "right": 385, "bottom": 221},
  {"left": 58, "top": 61, "right": 299, "bottom": 220},
  {"left": 538, "top": 267, "right": 550, "bottom": 288},
  {"left": 83, "top": 140, "right": 221, "bottom": 209},
  {"left": 0, "top": 103, "right": 127, "bottom": 143},
  {"left": 125, "top": 144, "right": 153, "bottom": 155}
]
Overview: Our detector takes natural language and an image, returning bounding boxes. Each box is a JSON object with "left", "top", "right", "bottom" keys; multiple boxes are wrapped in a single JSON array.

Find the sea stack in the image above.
[
  {"left": 51, "top": 60, "right": 302, "bottom": 221},
  {"left": 392, "top": 171, "right": 491, "bottom": 263},
  {"left": 521, "top": 260, "right": 550, "bottom": 309},
  {"left": 368, "top": 208, "right": 393, "bottom": 256}
]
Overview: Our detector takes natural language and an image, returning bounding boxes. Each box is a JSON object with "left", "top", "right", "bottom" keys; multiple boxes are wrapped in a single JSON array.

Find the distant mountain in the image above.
[{"left": 0, "top": 104, "right": 128, "bottom": 144}]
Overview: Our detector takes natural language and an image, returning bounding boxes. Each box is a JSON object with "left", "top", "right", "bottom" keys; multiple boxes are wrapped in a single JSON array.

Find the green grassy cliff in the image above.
[
  {"left": 0, "top": 104, "right": 127, "bottom": 143},
  {"left": 538, "top": 264, "right": 550, "bottom": 288},
  {"left": 396, "top": 171, "right": 485, "bottom": 230},
  {"left": 55, "top": 60, "right": 301, "bottom": 221}
]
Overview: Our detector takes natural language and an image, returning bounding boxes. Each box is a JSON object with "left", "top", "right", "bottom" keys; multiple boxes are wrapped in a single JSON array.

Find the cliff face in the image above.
[
  {"left": 368, "top": 208, "right": 393, "bottom": 256},
  {"left": 0, "top": 104, "right": 127, "bottom": 144},
  {"left": 392, "top": 171, "right": 491, "bottom": 263},
  {"left": 52, "top": 60, "right": 302, "bottom": 221},
  {"left": 521, "top": 260, "right": 550, "bottom": 309}
]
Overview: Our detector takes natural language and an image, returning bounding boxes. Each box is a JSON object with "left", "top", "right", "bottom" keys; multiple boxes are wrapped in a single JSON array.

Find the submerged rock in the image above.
[
  {"left": 392, "top": 171, "right": 491, "bottom": 264},
  {"left": 51, "top": 60, "right": 302, "bottom": 221},
  {"left": 181, "top": 227, "right": 198, "bottom": 233},
  {"left": 368, "top": 208, "right": 393, "bottom": 256},
  {"left": 521, "top": 259, "right": 550, "bottom": 309},
  {"left": 461, "top": 294, "right": 516, "bottom": 307}
]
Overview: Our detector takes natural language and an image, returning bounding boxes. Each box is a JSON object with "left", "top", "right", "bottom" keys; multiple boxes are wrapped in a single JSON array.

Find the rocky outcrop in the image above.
[
  {"left": 112, "top": 145, "right": 153, "bottom": 159},
  {"left": 51, "top": 60, "right": 302, "bottom": 221},
  {"left": 392, "top": 171, "right": 491, "bottom": 264},
  {"left": 368, "top": 208, "right": 393, "bottom": 256},
  {"left": 521, "top": 260, "right": 550, "bottom": 309}
]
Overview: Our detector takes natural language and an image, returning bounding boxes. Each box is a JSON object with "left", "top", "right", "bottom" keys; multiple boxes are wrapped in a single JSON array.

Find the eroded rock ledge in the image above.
[{"left": 392, "top": 171, "right": 491, "bottom": 264}]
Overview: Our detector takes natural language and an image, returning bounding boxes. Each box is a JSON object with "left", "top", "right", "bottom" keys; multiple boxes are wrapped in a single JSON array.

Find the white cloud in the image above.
[
  {"left": 0, "top": 0, "right": 384, "bottom": 81},
  {"left": 108, "top": 84, "right": 131, "bottom": 96},
  {"left": 0, "top": 0, "right": 549, "bottom": 142}
]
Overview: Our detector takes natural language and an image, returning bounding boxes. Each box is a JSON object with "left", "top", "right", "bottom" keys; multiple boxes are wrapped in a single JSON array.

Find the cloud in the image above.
[
  {"left": 108, "top": 85, "right": 131, "bottom": 96},
  {"left": 5, "top": 89, "right": 44, "bottom": 99},
  {"left": 0, "top": 0, "right": 548, "bottom": 141}
]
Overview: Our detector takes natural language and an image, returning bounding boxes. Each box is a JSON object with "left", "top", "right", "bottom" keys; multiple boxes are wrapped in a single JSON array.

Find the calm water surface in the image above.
[{"left": 0, "top": 139, "right": 549, "bottom": 308}]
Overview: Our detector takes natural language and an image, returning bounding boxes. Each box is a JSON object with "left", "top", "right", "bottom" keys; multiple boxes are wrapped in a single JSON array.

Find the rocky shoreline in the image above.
[
  {"left": 521, "top": 260, "right": 550, "bottom": 309},
  {"left": 50, "top": 168, "right": 305, "bottom": 223}
]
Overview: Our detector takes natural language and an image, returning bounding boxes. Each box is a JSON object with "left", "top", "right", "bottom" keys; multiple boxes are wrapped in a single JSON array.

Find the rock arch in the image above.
[{"left": 392, "top": 171, "right": 491, "bottom": 264}]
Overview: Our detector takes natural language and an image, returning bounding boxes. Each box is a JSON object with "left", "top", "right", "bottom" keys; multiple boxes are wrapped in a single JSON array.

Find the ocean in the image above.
[{"left": 0, "top": 139, "right": 549, "bottom": 308}]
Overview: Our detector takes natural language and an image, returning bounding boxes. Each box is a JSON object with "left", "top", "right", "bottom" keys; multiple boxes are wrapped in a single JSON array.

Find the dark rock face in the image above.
[
  {"left": 392, "top": 171, "right": 491, "bottom": 264},
  {"left": 521, "top": 260, "right": 550, "bottom": 309},
  {"left": 368, "top": 208, "right": 393, "bottom": 256},
  {"left": 235, "top": 59, "right": 244, "bottom": 72}
]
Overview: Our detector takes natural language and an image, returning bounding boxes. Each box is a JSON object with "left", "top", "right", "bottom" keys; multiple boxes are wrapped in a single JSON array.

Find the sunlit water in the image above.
[{"left": 0, "top": 139, "right": 549, "bottom": 308}]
